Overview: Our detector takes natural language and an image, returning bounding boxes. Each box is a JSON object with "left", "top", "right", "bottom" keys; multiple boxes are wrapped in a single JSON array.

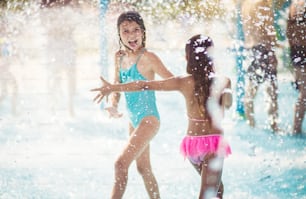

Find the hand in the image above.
[
  {"left": 104, "top": 106, "right": 123, "bottom": 118},
  {"left": 116, "top": 50, "right": 126, "bottom": 57},
  {"left": 90, "top": 76, "right": 112, "bottom": 103}
]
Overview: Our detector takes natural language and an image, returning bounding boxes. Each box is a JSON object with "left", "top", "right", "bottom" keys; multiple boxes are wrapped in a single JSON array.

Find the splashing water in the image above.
[{"left": 0, "top": 1, "right": 305, "bottom": 199}]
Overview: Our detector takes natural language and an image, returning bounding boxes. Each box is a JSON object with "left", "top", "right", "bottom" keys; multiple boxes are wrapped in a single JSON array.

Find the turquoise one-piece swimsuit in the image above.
[{"left": 119, "top": 52, "right": 160, "bottom": 128}]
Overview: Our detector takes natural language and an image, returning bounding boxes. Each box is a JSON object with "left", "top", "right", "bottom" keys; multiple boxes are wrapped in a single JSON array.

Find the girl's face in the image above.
[{"left": 119, "top": 20, "right": 144, "bottom": 51}]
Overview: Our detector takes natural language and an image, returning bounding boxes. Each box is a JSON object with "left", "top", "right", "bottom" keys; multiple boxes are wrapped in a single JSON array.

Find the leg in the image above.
[
  {"left": 216, "top": 181, "right": 224, "bottom": 199},
  {"left": 244, "top": 78, "right": 258, "bottom": 127},
  {"left": 293, "top": 67, "right": 306, "bottom": 134},
  {"left": 198, "top": 154, "right": 224, "bottom": 199},
  {"left": 135, "top": 144, "right": 160, "bottom": 199},
  {"left": 266, "top": 79, "right": 278, "bottom": 132},
  {"left": 111, "top": 116, "right": 160, "bottom": 199},
  {"left": 266, "top": 51, "right": 279, "bottom": 132}
]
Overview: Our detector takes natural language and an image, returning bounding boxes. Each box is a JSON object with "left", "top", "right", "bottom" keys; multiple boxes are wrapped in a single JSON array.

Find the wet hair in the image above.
[
  {"left": 185, "top": 34, "right": 215, "bottom": 116},
  {"left": 117, "top": 11, "right": 146, "bottom": 49}
]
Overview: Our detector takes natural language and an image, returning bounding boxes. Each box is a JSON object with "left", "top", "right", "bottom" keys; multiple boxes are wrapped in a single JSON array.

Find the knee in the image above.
[{"left": 114, "top": 158, "right": 128, "bottom": 176}]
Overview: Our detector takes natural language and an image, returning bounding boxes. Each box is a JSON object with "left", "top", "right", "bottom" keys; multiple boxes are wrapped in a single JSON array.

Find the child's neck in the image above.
[{"left": 126, "top": 46, "right": 144, "bottom": 55}]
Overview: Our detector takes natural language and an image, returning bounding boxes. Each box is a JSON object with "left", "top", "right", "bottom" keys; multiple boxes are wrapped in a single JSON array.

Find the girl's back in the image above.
[{"left": 179, "top": 75, "right": 231, "bottom": 136}]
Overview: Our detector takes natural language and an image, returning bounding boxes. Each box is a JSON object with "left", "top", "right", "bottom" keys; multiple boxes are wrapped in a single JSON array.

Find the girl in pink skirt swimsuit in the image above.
[{"left": 92, "top": 34, "right": 232, "bottom": 199}]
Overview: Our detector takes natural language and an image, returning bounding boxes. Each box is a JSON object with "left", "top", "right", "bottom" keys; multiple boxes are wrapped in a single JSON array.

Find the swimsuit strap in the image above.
[
  {"left": 135, "top": 48, "right": 145, "bottom": 65},
  {"left": 119, "top": 55, "right": 124, "bottom": 69},
  {"left": 119, "top": 48, "right": 146, "bottom": 69}
]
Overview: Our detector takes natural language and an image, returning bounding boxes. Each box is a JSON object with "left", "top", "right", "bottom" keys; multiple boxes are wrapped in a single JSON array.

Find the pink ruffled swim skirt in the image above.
[{"left": 180, "top": 134, "right": 231, "bottom": 165}]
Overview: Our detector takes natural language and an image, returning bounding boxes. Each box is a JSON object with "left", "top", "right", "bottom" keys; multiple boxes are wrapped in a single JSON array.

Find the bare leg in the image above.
[
  {"left": 111, "top": 116, "right": 160, "bottom": 199},
  {"left": 216, "top": 181, "right": 224, "bottom": 199},
  {"left": 190, "top": 154, "right": 224, "bottom": 199},
  {"left": 244, "top": 79, "right": 258, "bottom": 127},
  {"left": 136, "top": 145, "right": 160, "bottom": 199},
  {"left": 199, "top": 154, "right": 224, "bottom": 199},
  {"left": 266, "top": 79, "right": 278, "bottom": 132},
  {"left": 293, "top": 67, "right": 306, "bottom": 134},
  {"left": 266, "top": 51, "right": 279, "bottom": 132}
]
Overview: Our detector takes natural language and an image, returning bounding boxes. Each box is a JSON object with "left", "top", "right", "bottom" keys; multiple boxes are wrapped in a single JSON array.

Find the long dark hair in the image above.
[
  {"left": 185, "top": 34, "right": 215, "bottom": 116},
  {"left": 117, "top": 11, "right": 146, "bottom": 50}
]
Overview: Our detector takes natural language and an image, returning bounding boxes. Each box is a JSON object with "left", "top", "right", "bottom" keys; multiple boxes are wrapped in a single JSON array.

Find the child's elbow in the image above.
[{"left": 222, "top": 94, "right": 233, "bottom": 109}]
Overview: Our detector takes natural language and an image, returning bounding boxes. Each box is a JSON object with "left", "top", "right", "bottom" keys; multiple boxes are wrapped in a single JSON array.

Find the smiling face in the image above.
[{"left": 119, "top": 20, "right": 144, "bottom": 51}]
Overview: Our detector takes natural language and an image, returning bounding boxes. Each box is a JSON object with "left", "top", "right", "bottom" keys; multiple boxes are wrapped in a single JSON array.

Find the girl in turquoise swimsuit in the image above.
[
  {"left": 92, "top": 35, "right": 232, "bottom": 199},
  {"left": 101, "top": 11, "right": 173, "bottom": 199}
]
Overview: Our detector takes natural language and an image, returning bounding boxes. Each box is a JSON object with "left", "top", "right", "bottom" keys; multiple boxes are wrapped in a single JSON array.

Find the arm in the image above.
[
  {"left": 103, "top": 51, "right": 123, "bottom": 118},
  {"left": 209, "top": 76, "right": 232, "bottom": 109},
  {"left": 220, "top": 78, "right": 233, "bottom": 109},
  {"left": 91, "top": 75, "right": 184, "bottom": 103},
  {"left": 109, "top": 51, "right": 122, "bottom": 108}
]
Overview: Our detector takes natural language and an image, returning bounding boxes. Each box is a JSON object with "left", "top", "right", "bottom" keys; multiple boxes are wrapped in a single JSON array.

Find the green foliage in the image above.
[
  {"left": 111, "top": 0, "right": 227, "bottom": 22},
  {"left": 273, "top": 0, "right": 291, "bottom": 9},
  {"left": 0, "top": 0, "right": 31, "bottom": 11}
]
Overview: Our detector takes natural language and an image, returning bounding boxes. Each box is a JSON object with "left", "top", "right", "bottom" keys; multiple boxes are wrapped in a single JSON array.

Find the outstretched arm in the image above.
[{"left": 91, "top": 75, "right": 183, "bottom": 103}]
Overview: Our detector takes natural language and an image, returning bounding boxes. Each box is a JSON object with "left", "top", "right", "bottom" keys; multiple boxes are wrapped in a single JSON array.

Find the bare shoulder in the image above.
[
  {"left": 141, "top": 49, "right": 173, "bottom": 78},
  {"left": 142, "top": 49, "right": 162, "bottom": 62}
]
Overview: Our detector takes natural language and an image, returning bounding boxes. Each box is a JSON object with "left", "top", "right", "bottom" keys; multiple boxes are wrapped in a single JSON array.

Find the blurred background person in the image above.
[
  {"left": 286, "top": 0, "right": 306, "bottom": 134},
  {"left": 241, "top": 0, "right": 279, "bottom": 132}
]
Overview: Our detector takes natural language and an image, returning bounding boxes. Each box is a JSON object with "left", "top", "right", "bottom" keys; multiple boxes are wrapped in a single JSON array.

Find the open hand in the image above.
[
  {"left": 104, "top": 106, "right": 123, "bottom": 118},
  {"left": 90, "top": 76, "right": 112, "bottom": 103}
]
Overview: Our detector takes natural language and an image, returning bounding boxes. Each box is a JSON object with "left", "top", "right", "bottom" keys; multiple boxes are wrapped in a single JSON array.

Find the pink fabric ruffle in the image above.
[{"left": 180, "top": 134, "right": 232, "bottom": 160}]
